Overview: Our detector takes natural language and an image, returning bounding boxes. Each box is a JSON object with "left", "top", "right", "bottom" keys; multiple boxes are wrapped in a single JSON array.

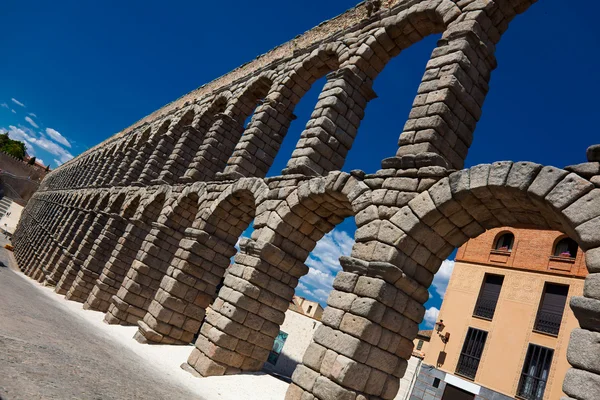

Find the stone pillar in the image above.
[
  {"left": 186, "top": 238, "right": 306, "bottom": 376},
  {"left": 109, "top": 145, "right": 139, "bottom": 186},
  {"left": 27, "top": 200, "right": 75, "bottom": 278},
  {"left": 137, "top": 132, "right": 176, "bottom": 185},
  {"left": 135, "top": 228, "right": 235, "bottom": 344},
  {"left": 158, "top": 126, "right": 205, "bottom": 184},
  {"left": 67, "top": 212, "right": 130, "bottom": 303},
  {"left": 42, "top": 205, "right": 93, "bottom": 286},
  {"left": 105, "top": 222, "right": 184, "bottom": 325},
  {"left": 121, "top": 128, "right": 166, "bottom": 186},
  {"left": 56, "top": 210, "right": 112, "bottom": 297},
  {"left": 283, "top": 69, "right": 376, "bottom": 176},
  {"left": 21, "top": 200, "right": 55, "bottom": 275},
  {"left": 562, "top": 271, "right": 600, "bottom": 400},
  {"left": 85, "top": 218, "right": 153, "bottom": 313},
  {"left": 392, "top": 22, "right": 496, "bottom": 170},
  {"left": 221, "top": 98, "right": 293, "bottom": 179},
  {"left": 53, "top": 206, "right": 100, "bottom": 294},
  {"left": 286, "top": 258, "right": 425, "bottom": 400},
  {"left": 183, "top": 114, "right": 242, "bottom": 182}
]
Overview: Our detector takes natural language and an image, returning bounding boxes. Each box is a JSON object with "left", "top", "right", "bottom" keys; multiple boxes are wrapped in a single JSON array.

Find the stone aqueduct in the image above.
[{"left": 11, "top": 0, "right": 600, "bottom": 399}]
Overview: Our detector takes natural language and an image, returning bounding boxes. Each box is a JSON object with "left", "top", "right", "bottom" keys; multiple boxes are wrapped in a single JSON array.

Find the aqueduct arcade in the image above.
[{"left": 12, "top": 1, "right": 600, "bottom": 399}]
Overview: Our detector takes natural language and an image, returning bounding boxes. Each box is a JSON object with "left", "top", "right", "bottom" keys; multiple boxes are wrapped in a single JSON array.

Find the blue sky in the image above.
[{"left": 2, "top": 1, "right": 599, "bottom": 328}]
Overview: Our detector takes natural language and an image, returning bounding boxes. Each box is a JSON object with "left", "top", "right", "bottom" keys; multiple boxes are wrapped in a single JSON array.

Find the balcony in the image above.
[
  {"left": 534, "top": 311, "right": 562, "bottom": 336},
  {"left": 473, "top": 298, "right": 497, "bottom": 320}
]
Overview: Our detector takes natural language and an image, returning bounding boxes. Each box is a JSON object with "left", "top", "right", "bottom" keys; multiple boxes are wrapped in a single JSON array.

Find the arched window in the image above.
[
  {"left": 494, "top": 233, "right": 514, "bottom": 252},
  {"left": 554, "top": 237, "right": 578, "bottom": 258}
]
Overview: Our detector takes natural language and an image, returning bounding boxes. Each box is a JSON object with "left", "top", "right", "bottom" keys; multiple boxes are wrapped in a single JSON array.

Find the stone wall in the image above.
[{"left": 11, "top": 1, "right": 600, "bottom": 400}]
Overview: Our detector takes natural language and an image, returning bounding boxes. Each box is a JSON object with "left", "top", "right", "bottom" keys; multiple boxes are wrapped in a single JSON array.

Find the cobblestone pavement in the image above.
[{"left": 0, "top": 247, "right": 201, "bottom": 400}]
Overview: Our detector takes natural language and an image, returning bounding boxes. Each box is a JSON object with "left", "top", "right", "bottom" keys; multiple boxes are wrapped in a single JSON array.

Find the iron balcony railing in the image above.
[
  {"left": 534, "top": 311, "right": 562, "bottom": 336},
  {"left": 473, "top": 298, "right": 498, "bottom": 320}
]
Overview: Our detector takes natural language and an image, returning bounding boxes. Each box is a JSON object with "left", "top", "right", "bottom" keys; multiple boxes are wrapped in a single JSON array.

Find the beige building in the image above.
[
  {"left": 412, "top": 227, "right": 586, "bottom": 400},
  {"left": 289, "top": 296, "right": 324, "bottom": 320}
]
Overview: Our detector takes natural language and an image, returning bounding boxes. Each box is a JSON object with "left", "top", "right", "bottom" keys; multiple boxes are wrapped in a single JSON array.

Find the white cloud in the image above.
[
  {"left": 53, "top": 159, "right": 61, "bottom": 167},
  {"left": 297, "top": 227, "right": 355, "bottom": 305},
  {"left": 423, "top": 307, "right": 440, "bottom": 328},
  {"left": 1, "top": 103, "right": 8, "bottom": 109},
  {"left": 11, "top": 109, "right": 16, "bottom": 114},
  {"left": 45, "top": 128, "right": 71, "bottom": 148},
  {"left": 25, "top": 116, "right": 38, "bottom": 128},
  {"left": 28, "top": 113, "right": 37, "bottom": 117},
  {"left": 11, "top": 98, "right": 25, "bottom": 107},
  {"left": 4, "top": 125, "right": 74, "bottom": 164},
  {"left": 431, "top": 259, "right": 455, "bottom": 298},
  {"left": 34, "top": 158, "right": 45, "bottom": 166}
]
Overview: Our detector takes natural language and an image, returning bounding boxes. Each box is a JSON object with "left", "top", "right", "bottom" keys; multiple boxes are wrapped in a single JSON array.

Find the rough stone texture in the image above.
[{"left": 10, "top": 1, "right": 600, "bottom": 399}]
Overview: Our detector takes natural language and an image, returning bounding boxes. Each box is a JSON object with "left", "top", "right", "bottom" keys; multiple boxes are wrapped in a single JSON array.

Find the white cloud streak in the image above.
[
  {"left": 1, "top": 103, "right": 8, "bottom": 109},
  {"left": 3, "top": 125, "right": 73, "bottom": 164},
  {"left": 298, "top": 228, "right": 355, "bottom": 305},
  {"left": 432, "top": 259, "right": 455, "bottom": 299},
  {"left": 11, "top": 98, "right": 25, "bottom": 107},
  {"left": 45, "top": 128, "right": 71, "bottom": 148},
  {"left": 423, "top": 307, "right": 440, "bottom": 328},
  {"left": 11, "top": 110, "right": 16, "bottom": 114},
  {"left": 25, "top": 116, "right": 38, "bottom": 128},
  {"left": 28, "top": 113, "right": 37, "bottom": 117}
]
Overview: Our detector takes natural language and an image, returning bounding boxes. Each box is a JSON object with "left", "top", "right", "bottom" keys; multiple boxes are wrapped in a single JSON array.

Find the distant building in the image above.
[
  {"left": 288, "top": 295, "right": 324, "bottom": 320},
  {"left": 411, "top": 227, "right": 586, "bottom": 400},
  {"left": 413, "top": 330, "right": 432, "bottom": 359}
]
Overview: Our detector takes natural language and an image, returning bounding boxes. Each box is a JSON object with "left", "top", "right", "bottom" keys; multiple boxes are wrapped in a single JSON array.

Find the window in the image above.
[
  {"left": 494, "top": 233, "right": 514, "bottom": 252},
  {"left": 307, "top": 305, "right": 313, "bottom": 314},
  {"left": 473, "top": 274, "right": 504, "bottom": 320},
  {"left": 417, "top": 340, "right": 424, "bottom": 350},
  {"left": 553, "top": 237, "right": 578, "bottom": 258},
  {"left": 267, "top": 331, "right": 288, "bottom": 365},
  {"left": 517, "top": 344, "right": 554, "bottom": 400},
  {"left": 456, "top": 327, "right": 488, "bottom": 380},
  {"left": 534, "top": 283, "right": 568, "bottom": 336}
]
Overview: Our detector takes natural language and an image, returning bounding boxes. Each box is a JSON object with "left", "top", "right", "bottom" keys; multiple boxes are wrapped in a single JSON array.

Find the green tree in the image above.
[{"left": 0, "top": 131, "right": 27, "bottom": 159}]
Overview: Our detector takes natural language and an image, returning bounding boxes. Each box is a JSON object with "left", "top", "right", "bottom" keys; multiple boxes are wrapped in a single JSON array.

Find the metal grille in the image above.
[
  {"left": 517, "top": 344, "right": 554, "bottom": 400},
  {"left": 473, "top": 274, "right": 504, "bottom": 320},
  {"left": 456, "top": 327, "right": 488, "bottom": 380},
  {"left": 534, "top": 283, "right": 568, "bottom": 336}
]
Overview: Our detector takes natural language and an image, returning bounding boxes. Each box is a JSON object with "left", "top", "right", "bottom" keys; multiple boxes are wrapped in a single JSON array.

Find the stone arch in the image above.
[
  {"left": 86, "top": 187, "right": 170, "bottom": 313},
  {"left": 275, "top": 44, "right": 362, "bottom": 177},
  {"left": 122, "top": 119, "right": 172, "bottom": 185},
  {"left": 186, "top": 172, "right": 367, "bottom": 377},
  {"left": 184, "top": 74, "right": 275, "bottom": 182},
  {"left": 140, "top": 109, "right": 197, "bottom": 184},
  {"left": 284, "top": 162, "right": 600, "bottom": 400},
  {"left": 160, "top": 95, "right": 230, "bottom": 183},
  {"left": 106, "top": 186, "right": 203, "bottom": 326},
  {"left": 137, "top": 178, "right": 268, "bottom": 344}
]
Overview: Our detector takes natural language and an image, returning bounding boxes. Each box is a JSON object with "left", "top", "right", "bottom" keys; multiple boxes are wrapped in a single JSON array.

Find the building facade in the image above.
[{"left": 413, "top": 227, "right": 587, "bottom": 400}]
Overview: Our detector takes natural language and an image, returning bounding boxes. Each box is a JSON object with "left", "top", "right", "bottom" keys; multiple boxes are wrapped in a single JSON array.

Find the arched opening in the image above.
[
  {"left": 94, "top": 190, "right": 167, "bottom": 315},
  {"left": 107, "top": 189, "right": 201, "bottom": 327},
  {"left": 138, "top": 180, "right": 264, "bottom": 345},
  {"left": 63, "top": 191, "right": 130, "bottom": 302},
  {"left": 187, "top": 173, "right": 359, "bottom": 378},
  {"left": 126, "top": 119, "right": 171, "bottom": 185},
  {"left": 162, "top": 96, "right": 228, "bottom": 183},
  {"left": 266, "top": 75, "right": 329, "bottom": 177},
  {"left": 147, "top": 108, "right": 196, "bottom": 183},
  {"left": 347, "top": 34, "right": 440, "bottom": 173}
]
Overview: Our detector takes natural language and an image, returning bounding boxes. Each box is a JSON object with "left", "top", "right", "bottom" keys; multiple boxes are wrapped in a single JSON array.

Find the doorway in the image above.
[{"left": 441, "top": 384, "right": 476, "bottom": 400}]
